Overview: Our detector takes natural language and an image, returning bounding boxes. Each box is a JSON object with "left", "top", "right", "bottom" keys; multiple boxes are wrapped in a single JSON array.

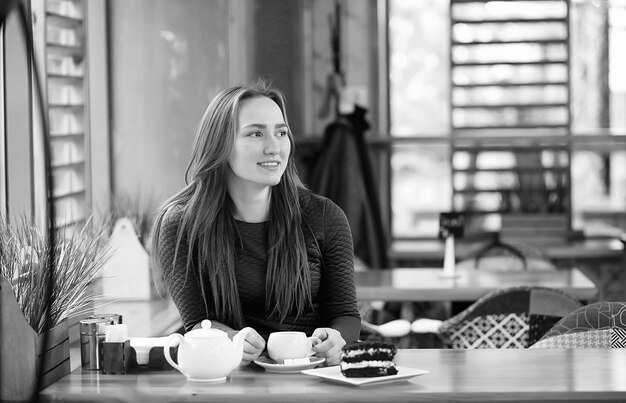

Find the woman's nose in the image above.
[{"left": 264, "top": 135, "right": 280, "bottom": 155}]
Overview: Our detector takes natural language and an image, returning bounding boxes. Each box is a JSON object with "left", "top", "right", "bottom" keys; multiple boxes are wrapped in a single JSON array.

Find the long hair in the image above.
[{"left": 151, "top": 81, "right": 311, "bottom": 328}]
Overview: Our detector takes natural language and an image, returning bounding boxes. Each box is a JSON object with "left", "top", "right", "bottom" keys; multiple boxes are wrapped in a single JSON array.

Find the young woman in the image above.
[{"left": 151, "top": 81, "right": 360, "bottom": 366}]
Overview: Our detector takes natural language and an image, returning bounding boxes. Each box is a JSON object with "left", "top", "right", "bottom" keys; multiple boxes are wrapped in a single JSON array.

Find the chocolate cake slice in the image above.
[{"left": 340, "top": 342, "right": 398, "bottom": 377}]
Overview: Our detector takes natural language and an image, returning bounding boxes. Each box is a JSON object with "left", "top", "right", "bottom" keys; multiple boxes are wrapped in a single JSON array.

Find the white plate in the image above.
[
  {"left": 301, "top": 365, "right": 429, "bottom": 386},
  {"left": 253, "top": 356, "right": 325, "bottom": 373}
]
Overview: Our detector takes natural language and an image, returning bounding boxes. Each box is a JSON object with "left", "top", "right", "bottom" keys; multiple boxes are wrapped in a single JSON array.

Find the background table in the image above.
[
  {"left": 355, "top": 267, "right": 597, "bottom": 302},
  {"left": 390, "top": 238, "right": 625, "bottom": 301},
  {"left": 40, "top": 348, "right": 626, "bottom": 402},
  {"left": 390, "top": 238, "right": 624, "bottom": 265}
]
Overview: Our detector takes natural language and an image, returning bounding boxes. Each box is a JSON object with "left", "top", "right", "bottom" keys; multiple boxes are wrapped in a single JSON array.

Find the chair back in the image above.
[
  {"left": 439, "top": 286, "right": 582, "bottom": 349},
  {"left": 456, "top": 256, "right": 557, "bottom": 271},
  {"left": 458, "top": 240, "right": 556, "bottom": 271},
  {"left": 530, "top": 301, "right": 626, "bottom": 348}
]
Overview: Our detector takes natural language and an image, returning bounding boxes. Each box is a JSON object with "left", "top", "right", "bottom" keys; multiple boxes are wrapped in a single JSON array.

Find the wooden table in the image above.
[
  {"left": 39, "top": 348, "right": 626, "bottom": 402},
  {"left": 355, "top": 267, "right": 597, "bottom": 302}
]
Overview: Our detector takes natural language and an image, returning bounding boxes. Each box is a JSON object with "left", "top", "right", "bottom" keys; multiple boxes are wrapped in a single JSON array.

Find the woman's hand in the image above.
[
  {"left": 311, "top": 328, "right": 346, "bottom": 366},
  {"left": 233, "top": 328, "right": 266, "bottom": 365}
]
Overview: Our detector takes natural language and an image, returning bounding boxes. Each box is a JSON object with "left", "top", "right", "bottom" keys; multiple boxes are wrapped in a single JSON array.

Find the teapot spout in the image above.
[{"left": 232, "top": 327, "right": 252, "bottom": 368}]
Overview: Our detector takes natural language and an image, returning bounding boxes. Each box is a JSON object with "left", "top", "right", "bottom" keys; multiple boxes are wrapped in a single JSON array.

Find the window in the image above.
[
  {"left": 43, "top": 0, "right": 89, "bottom": 229},
  {"left": 2, "top": 0, "right": 106, "bottom": 231},
  {"left": 389, "top": 0, "right": 626, "bottom": 240}
]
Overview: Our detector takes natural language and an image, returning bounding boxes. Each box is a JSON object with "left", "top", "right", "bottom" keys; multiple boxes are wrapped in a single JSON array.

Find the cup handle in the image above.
[
  {"left": 307, "top": 336, "right": 322, "bottom": 356},
  {"left": 164, "top": 333, "right": 185, "bottom": 374}
]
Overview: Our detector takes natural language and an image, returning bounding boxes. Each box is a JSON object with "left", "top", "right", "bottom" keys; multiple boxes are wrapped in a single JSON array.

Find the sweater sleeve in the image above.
[
  {"left": 319, "top": 198, "right": 361, "bottom": 343},
  {"left": 157, "top": 208, "right": 209, "bottom": 332}
]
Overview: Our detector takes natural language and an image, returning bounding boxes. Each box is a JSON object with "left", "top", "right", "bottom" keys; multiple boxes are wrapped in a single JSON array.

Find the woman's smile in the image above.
[{"left": 257, "top": 161, "right": 281, "bottom": 169}]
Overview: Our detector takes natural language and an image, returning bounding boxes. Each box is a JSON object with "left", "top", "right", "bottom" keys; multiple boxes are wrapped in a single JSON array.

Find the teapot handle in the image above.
[{"left": 164, "top": 333, "right": 185, "bottom": 374}]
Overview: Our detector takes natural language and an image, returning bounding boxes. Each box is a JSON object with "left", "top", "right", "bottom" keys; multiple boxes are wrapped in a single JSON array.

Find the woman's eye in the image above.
[
  {"left": 249, "top": 130, "right": 263, "bottom": 137},
  {"left": 276, "top": 130, "right": 288, "bottom": 137}
]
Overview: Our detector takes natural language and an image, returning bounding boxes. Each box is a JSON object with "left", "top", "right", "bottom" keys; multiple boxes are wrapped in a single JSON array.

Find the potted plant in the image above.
[{"left": 0, "top": 213, "right": 112, "bottom": 401}]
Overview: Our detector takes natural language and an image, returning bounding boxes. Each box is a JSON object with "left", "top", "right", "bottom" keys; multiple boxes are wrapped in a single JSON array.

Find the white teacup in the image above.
[{"left": 267, "top": 331, "right": 321, "bottom": 363}]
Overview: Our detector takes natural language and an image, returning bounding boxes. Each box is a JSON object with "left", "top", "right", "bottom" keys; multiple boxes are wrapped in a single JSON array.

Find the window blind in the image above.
[
  {"left": 44, "top": 0, "right": 89, "bottom": 229},
  {"left": 449, "top": 0, "right": 571, "bottom": 218}
]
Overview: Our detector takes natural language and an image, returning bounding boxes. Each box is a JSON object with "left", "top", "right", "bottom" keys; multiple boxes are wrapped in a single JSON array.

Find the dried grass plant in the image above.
[{"left": 0, "top": 214, "right": 112, "bottom": 334}]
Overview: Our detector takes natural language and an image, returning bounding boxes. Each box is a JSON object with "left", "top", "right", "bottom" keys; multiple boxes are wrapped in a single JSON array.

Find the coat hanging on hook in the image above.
[{"left": 309, "top": 106, "right": 389, "bottom": 270}]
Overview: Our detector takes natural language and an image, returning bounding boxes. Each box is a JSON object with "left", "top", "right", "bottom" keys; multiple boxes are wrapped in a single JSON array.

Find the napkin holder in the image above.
[
  {"left": 98, "top": 343, "right": 178, "bottom": 373},
  {"left": 101, "top": 340, "right": 132, "bottom": 375}
]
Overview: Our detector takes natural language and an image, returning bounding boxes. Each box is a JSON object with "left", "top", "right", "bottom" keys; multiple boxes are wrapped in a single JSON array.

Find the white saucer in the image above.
[
  {"left": 301, "top": 365, "right": 429, "bottom": 386},
  {"left": 253, "top": 356, "right": 325, "bottom": 373}
]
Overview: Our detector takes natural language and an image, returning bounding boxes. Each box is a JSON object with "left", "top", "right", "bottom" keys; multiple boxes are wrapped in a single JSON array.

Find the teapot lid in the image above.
[{"left": 185, "top": 320, "right": 228, "bottom": 339}]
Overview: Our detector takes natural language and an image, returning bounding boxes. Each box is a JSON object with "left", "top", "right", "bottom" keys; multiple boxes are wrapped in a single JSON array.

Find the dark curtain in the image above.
[{"left": 308, "top": 106, "right": 389, "bottom": 269}]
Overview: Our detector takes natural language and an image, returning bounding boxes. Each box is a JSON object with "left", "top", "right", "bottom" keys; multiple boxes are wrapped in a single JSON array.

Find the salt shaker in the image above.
[{"left": 79, "top": 318, "right": 109, "bottom": 370}]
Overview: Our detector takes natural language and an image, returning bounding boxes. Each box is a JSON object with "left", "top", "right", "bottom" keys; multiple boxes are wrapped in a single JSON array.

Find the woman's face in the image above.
[{"left": 227, "top": 96, "right": 291, "bottom": 190}]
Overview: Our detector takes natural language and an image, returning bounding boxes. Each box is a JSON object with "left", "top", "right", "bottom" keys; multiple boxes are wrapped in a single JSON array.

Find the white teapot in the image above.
[{"left": 164, "top": 319, "right": 251, "bottom": 382}]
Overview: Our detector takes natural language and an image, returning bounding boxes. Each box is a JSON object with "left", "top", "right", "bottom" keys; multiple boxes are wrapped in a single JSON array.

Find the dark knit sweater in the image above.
[{"left": 157, "top": 190, "right": 361, "bottom": 343}]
